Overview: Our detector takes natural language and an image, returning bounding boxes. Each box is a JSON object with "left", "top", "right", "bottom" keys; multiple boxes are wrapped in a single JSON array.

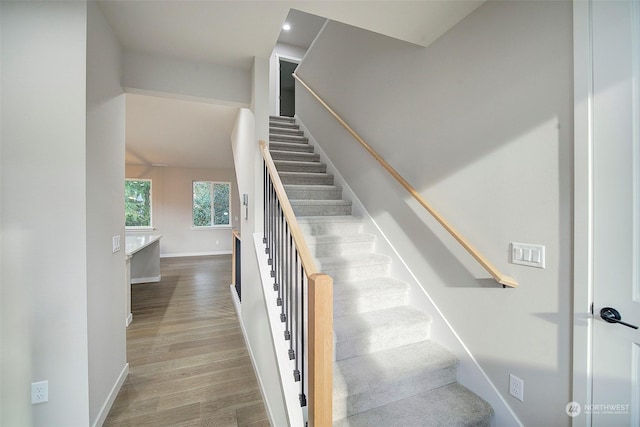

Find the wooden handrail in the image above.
[
  {"left": 293, "top": 74, "right": 518, "bottom": 288},
  {"left": 260, "top": 140, "right": 319, "bottom": 276}
]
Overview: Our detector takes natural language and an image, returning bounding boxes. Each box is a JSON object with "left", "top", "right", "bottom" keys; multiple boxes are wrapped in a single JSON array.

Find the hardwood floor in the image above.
[{"left": 104, "top": 256, "right": 269, "bottom": 427}]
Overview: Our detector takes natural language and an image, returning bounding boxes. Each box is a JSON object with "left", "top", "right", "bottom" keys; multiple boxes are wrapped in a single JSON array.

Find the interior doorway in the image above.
[{"left": 278, "top": 57, "right": 299, "bottom": 117}]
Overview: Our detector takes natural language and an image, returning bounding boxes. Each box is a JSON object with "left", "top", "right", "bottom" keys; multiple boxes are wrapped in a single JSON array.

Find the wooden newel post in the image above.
[{"left": 308, "top": 273, "right": 333, "bottom": 427}]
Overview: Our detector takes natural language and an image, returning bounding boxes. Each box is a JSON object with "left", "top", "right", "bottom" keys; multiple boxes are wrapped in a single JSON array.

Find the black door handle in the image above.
[{"left": 600, "top": 307, "right": 639, "bottom": 329}]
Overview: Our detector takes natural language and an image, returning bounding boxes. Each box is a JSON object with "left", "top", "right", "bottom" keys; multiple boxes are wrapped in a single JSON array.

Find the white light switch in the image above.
[
  {"left": 510, "top": 242, "right": 545, "bottom": 268},
  {"left": 112, "top": 235, "right": 121, "bottom": 253}
]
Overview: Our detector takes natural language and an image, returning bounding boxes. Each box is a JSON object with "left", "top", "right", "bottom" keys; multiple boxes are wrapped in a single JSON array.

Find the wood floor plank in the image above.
[{"left": 104, "top": 256, "right": 269, "bottom": 426}]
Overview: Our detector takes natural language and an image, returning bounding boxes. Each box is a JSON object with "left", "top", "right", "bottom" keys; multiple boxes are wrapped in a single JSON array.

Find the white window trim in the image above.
[
  {"left": 125, "top": 178, "right": 153, "bottom": 229},
  {"left": 192, "top": 181, "right": 231, "bottom": 229}
]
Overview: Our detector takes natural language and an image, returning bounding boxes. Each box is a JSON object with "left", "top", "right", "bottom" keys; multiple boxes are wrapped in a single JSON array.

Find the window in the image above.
[
  {"left": 193, "top": 181, "right": 231, "bottom": 227},
  {"left": 125, "top": 179, "right": 152, "bottom": 228}
]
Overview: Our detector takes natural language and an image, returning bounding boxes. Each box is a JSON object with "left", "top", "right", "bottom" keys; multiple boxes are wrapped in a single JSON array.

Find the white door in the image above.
[{"left": 592, "top": 1, "right": 640, "bottom": 426}]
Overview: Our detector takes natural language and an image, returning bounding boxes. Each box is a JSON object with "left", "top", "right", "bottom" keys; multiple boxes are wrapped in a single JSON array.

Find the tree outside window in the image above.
[
  {"left": 125, "top": 179, "right": 152, "bottom": 227},
  {"left": 193, "top": 181, "right": 230, "bottom": 227}
]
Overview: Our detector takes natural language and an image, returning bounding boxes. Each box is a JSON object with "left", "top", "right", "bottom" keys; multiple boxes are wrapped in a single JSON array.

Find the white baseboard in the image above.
[
  {"left": 92, "top": 363, "right": 129, "bottom": 427},
  {"left": 230, "top": 283, "right": 276, "bottom": 427},
  {"left": 230, "top": 284, "right": 242, "bottom": 315},
  {"left": 160, "top": 250, "right": 232, "bottom": 258},
  {"left": 126, "top": 313, "right": 133, "bottom": 327},
  {"left": 131, "top": 275, "right": 161, "bottom": 284}
]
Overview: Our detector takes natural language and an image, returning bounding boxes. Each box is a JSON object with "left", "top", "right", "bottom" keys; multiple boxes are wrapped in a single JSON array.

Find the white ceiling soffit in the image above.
[
  {"left": 125, "top": 94, "right": 238, "bottom": 170},
  {"left": 98, "top": 1, "right": 484, "bottom": 70},
  {"left": 278, "top": 9, "right": 328, "bottom": 50}
]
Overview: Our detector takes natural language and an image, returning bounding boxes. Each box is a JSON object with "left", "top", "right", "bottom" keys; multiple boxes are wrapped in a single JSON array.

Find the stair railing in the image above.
[
  {"left": 292, "top": 74, "right": 518, "bottom": 288},
  {"left": 260, "top": 140, "right": 334, "bottom": 426},
  {"left": 231, "top": 229, "right": 241, "bottom": 300}
]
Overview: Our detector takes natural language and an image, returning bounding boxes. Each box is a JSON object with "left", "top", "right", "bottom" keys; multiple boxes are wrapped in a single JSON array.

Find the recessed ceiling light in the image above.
[{"left": 282, "top": 23, "right": 291, "bottom": 31}]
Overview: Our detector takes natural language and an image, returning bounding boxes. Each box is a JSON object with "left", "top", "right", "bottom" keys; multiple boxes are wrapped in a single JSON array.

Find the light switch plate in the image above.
[
  {"left": 112, "top": 235, "right": 121, "bottom": 253},
  {"left": 510, "top": 242, "right": 545, "bottom": 268}
]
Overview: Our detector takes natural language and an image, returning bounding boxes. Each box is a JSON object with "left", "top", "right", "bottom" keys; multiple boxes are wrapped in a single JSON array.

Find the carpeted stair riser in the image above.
[
  {"left": 284, "top": 185, "right": 343, "bottom": 200},
  {"left": 279, "top": 172, "right": 335, "bottom": 186},
  {"left": 268, "top": 120, "right": 299, "bottom": 129},
  {"left": 269, "top": 134, "right": 309, "bottom": 144},
  {"left": 317, "top": 253, "right": 390, "bottom": 282},
  {"left": 270, "top": 126, "right": 304, "bottom": 136},
  {"left": 334, "top": 306, "right": 430, "bottom": 360},
  {"left": 274, "top": 160, "right": 327, "bottom": 173},
  {"left": 333, "top": 277, "right": 409, "bottom": 317},
  {"left": 306, "top": 233, "right": 376, "bottom": 258},
  {"left": 291, "top": 200, "right": 353, "bottom": 217},
  {"left": 269, "top": 150, "right": 320, "bottom": 163},
  {"left": 270, "top": 142, "right": 314, "bottom": 153},
  {"left": 296, "top": 216, "right": 363, "bottom": 236}
]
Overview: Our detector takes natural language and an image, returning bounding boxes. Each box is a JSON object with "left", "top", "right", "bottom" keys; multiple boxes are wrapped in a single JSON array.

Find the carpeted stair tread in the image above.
[
  {"left": 278, "top": 171, "right": 334, "bottom": 185},
  {"left": 284, "top": 184, "right": 343, "bottom": 200},
  {"left": 270, "top": 126, "right": 303, "bottom": 136},
  {"left": 290, "top": 199, "right": 353, "bottom": 207},
  {"left": 268, "top": 121, "right": 298, "bottom": 130},
  {"left": 269, "top": 115, "right": 295, "bottom": 122},
  {"left": 274, "top": 159, "right": 327, "bottom": 173},
  {"left": 334, "top": 383, "right": 493, "bottom": 427},
  {"left": 333, "top": 340, "right": 456, "bottom": 399},
  {"left": 269, "top": 134, "right": 309, "bottom": 143},
  {"left": 291, "top": 199, "right": 353, "bottom": 217},
  {"left": 297, "top": 215, "right": 364, "bottom": 235},
  {"left": 269, "top": 150, "right": 320, "bottom": 162},
  {"left": 269, "top": 141, "right": 313, "bottom": 152}
]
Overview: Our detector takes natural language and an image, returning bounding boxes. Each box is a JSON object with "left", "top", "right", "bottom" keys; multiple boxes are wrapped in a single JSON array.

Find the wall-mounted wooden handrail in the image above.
[
  {"left": 260, "top": 140, "right": 319, "bottom": 276},
  {"left": 293, "top": 73, "right": 518, "bottom": 288}
]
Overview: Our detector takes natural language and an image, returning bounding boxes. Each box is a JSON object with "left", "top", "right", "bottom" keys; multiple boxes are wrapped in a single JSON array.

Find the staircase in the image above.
[{"left": 269, "top": 116, "right": 494, "bottom": 426}]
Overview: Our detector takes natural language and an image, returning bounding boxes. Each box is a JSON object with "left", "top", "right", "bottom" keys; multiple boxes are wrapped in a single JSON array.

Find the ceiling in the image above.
[
  {"left": 99, "top": 1, "right": 483, "bottom": 70},
  {"left": 102, "top": 1, "right": 483, "bottom": 170},
  {"left": 125, "top": 94, "right": 237, "bottom": 170}
]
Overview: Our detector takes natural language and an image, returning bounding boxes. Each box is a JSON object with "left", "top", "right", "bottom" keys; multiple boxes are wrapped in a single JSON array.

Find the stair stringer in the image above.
[{"left": 295, "top": 115, "right": 523, "bottom": 427}]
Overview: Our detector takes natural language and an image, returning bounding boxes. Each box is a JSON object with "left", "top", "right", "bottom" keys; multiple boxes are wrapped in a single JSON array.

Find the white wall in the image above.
[
  {"left": 296, "top": 2, "right": 573, "bottom": 426},
  {"left": 269, "top": 43, "right": 307, "bottom": 116},
  {"left": 234, "top": 57, "right": 289, "bottom": 426},
  {"left": 1, "top": 2, "right": 91, "bottom": 425},
  {"left": 231, "top": 108, "right": 256, "bottom": 203},
  {"left": 122, "top": 50, "right": 251, "bottom": 107},
  {"left": 125, "top": 165, "right": 240, "bottom": 257},
  {"left": 86, "top": 3, "right": 128, "bottom": 425}
]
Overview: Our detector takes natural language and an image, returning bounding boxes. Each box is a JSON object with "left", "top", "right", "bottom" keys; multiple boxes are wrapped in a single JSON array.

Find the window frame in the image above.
[
  {"left": 125, "top": 178, "right": 153, "bottom": 230},
  {"left": 192, "top": 180, "right": 232, "bottom": 229}
]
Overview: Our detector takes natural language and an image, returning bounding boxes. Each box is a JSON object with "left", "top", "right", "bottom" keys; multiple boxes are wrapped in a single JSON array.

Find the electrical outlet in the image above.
[
  {"left": 509, "top": 374, "right": 524, "bottom": 401},
  {"left": 31, "top": 380, "right": 48, "bottom": 404}
]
